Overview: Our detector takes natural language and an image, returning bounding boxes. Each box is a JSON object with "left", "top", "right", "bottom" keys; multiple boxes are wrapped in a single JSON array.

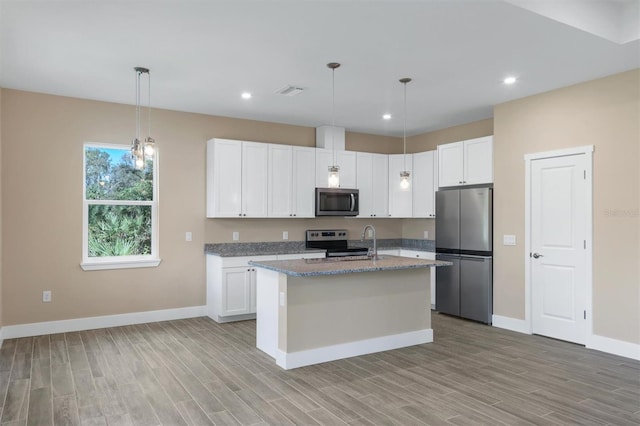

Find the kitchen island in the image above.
[{"left": 249, "top": 255, "right": 450, "bottom": 369}]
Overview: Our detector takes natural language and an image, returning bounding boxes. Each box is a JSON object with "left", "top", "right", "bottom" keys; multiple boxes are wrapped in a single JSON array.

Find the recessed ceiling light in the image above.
[
  {"left": 241, "top": 92, "right": 252, "bottom": 99},
  {"left": 503, "top": 76, "right": 517, "bottom": 85},
  {"left": 383, "top": 114, "right": 392, "bottom": 120}
]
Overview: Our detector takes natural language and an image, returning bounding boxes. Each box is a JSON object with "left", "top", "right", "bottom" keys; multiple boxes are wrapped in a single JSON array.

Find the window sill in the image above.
[{"left": 80, "top": 258, "right": 162, "bottom": 271}]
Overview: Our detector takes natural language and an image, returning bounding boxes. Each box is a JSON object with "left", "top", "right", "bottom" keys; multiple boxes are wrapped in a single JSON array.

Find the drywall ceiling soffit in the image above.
[{"left": 505, "top": 0, "right": 640, "bottom": 45}]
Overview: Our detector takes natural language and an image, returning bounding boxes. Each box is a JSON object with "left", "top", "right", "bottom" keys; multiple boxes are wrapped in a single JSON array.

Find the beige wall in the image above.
[
  {"left": 493, "top": 69, "right": 640, "bottom": 344},
  {"left": 0, "top": 89, "right": 407, "bottom": 326}
]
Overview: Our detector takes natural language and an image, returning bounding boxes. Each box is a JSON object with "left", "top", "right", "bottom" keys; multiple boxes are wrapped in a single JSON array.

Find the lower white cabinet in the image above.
[{"left": 207, "top": 252, "right": 324, "bottom": 322}]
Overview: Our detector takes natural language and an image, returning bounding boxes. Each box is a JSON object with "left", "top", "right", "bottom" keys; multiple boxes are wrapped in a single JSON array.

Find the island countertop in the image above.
[{"left": 249, "top": 255, "right": 451, "bottom": 277}]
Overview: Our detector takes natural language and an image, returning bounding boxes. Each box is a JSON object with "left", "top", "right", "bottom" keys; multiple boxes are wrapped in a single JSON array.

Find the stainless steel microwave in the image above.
[{"left": 315, "top": 188, "right": 359, "bottom": 216}]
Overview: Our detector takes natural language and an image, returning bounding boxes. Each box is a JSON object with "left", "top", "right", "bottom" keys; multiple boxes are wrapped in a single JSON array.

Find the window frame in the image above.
[{"left": 81, "top": 142, "right": 161, "bottom": 271}]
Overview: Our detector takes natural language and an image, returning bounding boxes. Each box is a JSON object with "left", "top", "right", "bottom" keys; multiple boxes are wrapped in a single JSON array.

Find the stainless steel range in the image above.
[{"left": 305, "top": 229, "right": 370, "bottom": 259}]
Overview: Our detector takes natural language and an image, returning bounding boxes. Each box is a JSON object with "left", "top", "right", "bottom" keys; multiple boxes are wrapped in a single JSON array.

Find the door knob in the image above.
[{"left": 532, "top": 253, "right": 544, "bottom": 259}]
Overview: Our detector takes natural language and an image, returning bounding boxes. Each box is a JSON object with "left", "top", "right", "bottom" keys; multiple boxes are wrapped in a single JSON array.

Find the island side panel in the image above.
[
  {"left": 255, "top": 268, "right": 283, "bottom": 358},
  {"left": 286, "top": 268, "right": 431, "bottom": 353}
]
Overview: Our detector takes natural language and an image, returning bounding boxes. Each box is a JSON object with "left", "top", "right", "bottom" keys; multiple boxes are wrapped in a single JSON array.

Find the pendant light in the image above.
[
  {"left": 131, "top": 66, "right": 154, "bottom": 170},
  {"left": 327, "top": 62, "right": 341, "bottom": 188},
  {"left": 399, "top": 77, "right": 412, "bottom": 191}
]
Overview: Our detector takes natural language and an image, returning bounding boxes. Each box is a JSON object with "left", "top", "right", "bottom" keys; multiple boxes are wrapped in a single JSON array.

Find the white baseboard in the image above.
[
  {"left": 0, "top": 305, "right": 207, "bottom": 340},
  {"left": 492, "top": 314, "right": 531, "bottom": 334},
  {"left": 588, "top": 334, "right": 640, "bottom": 361},
  {"left": 276, "top": 328, "right": 433, "bottom": 370}
]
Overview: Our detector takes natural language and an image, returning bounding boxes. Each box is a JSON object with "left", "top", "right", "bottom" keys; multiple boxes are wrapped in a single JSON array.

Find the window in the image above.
[{"left": 81, "top": 143, "right": 160, "bottom": 270}]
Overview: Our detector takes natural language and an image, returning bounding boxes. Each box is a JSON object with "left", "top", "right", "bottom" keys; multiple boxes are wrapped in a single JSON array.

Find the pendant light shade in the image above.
[
  {"left": 399, "top": 77, "right": 412, "bottom": 191},
  {"left": 131, "top": 67, "right": 154, "bottom": 170},
  {"left": 327, "top": 62, "right": 341, "bottom": 188}
]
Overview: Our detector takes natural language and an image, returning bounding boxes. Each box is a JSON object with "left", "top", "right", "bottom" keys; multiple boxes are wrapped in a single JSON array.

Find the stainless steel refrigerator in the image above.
[{"left": 436, "top": 187, "right": 493, "bottom": 324}]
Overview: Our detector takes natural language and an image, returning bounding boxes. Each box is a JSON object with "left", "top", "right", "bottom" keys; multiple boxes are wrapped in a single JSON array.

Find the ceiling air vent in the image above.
[{"left": 275, "top": 85, "right": 305, "bottom": 96}]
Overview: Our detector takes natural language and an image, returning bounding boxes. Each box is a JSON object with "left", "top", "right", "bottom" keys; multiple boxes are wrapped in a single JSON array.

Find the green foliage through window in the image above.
[{"left": 84, "top": 146, "right": 155, "bottom": 258}]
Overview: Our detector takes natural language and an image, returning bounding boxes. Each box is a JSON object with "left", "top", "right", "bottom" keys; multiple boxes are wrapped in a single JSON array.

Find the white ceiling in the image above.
[{"left": 1, "top": 0, "right": 638, "bottom": 137}]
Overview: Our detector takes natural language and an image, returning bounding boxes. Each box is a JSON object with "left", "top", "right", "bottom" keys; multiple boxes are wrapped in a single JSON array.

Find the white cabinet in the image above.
[
  {"left": 412, "top": 150, "right": 437, "bottom": 218},
  {"left": 316, "top": 148, "right": 357, "bottom": 188},
  {"left": 356, "top": 152, "right": 389, "bottom": 218},
  {"left": 207, "top": 255, "right": 277, "bottom": 322},
  {"left": 463, "top": 136, "right": 493, "bottom": 185},
  {"left": 268, "top": 145, "right": 316, "bottom": 218},
  {"left": 242, "top": 142, "right": 269, "bottom": 217},
  {"left": 438, "top": 136, "right": 493, "bottom": 187},
  {"left": 292, "top": 147, "right": 317, "bottom": 217},
  {"left": 206, "top": 252, "right": 324, "bottom": 323},
  {"left": 207, "top": 139, "right": 268, "bottom": 218},
  {"left": 388, "top": 154, "right": 413, "bottom": 218},
  {"left": 399, "top": 250, "right": 437, "bottom": 309}
]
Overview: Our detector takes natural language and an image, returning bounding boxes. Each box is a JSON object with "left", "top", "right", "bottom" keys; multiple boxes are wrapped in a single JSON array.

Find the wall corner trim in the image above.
[
  {"left": 492, "top": 315, "right": 531, "bottom": 334},
  {"left": 587, "top": 334, "right": 640, "bottom": 361},
  {"left": 0, "top": 305, "right": 207, "bottom": 340}
]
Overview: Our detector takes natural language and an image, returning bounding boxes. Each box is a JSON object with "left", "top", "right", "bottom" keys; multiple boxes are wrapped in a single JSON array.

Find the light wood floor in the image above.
[{"left": 0, "top": 313, "right": 638, "bottom": 426}]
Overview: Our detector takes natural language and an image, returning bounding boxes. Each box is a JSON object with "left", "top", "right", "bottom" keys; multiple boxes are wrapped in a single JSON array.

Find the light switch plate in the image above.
[
  {"left": 283, "top": 231, "right": 289, "bottom": 240},
  {"left": 232, "top": 231, "right": 239, "bottom": 241},
  {"left": 503, "top": 235, "right": 517, "bottom": 246},
  {"left": 185, "top": 232, "right": 192, "bottom": 242}
]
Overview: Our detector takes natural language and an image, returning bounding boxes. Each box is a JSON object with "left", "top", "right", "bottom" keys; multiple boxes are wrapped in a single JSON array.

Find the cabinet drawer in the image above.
[
  {"left": 222, "top": 255, "right": 277, "bottom": 268},
  {"left": 399, "top": 249, "right": 434, "bottom": 259}
]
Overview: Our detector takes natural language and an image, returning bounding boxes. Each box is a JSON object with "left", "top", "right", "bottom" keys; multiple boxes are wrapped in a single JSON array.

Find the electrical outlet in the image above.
[
  {"left": 42, "top": 290, "right": 52, "bottom": 303},
  {"left": 232, "top": 231, "right": 239, "bottom": 241},
  {"left": 503, "top": 235, "right": 517, "bottom": 246},
  {"left": 185, "top": 231, "right": 192, "bottom": 242},
  {"left": 283, "top": 231, "right": 289, "bottom": 240},
  {"left": 423, "top": 231, "right": 429, "bottom": 239},
  {"left": 367, "top": 229, "right": 373, "bottom": 237}
]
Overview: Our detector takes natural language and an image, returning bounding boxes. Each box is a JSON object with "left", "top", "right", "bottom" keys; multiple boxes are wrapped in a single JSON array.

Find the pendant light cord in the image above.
[
  {"left": 403, "top": 80, "right": 407, "bottom": 170},
  {"left": 135, "top": 70, "right": 141, "bottom": 140},
  {"left": 332, "top": 66, "right": 336, "bottom": 166},
  {"left": 147, "top": 70, "right": 151, "bottom": 138}
]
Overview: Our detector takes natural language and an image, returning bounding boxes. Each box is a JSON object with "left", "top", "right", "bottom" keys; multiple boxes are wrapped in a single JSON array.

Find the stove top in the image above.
[{"left": 305, "top": 229, "right": 369, "bottom": 258}]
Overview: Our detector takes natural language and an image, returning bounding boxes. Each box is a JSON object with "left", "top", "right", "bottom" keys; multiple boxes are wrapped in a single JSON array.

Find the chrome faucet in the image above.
[{"left": 361, "top": 225, "right": 377, "bottom": 260}]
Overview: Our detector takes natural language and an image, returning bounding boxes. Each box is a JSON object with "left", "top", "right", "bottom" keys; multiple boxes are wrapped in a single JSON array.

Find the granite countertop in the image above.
[
  {"left": 205, "top": 238, "right": 435, "bottom": 257},
  {"left": 248, "top": 255, "right": 451, "bottom": 277}
]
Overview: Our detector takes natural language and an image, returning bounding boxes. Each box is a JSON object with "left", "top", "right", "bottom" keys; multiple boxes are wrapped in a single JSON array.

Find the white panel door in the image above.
[
  {"left": 242, "top": 142, "right": 269, "bottom": 217},
  {"left": 412, "top": 150, "right": 436, "bottom": 218},
  {"left": 464, "top": 136, "right": 493, "bottom": 185},
  {"left": 315, "top": 148, "right": 333, "bottom": 187},
  {"left": 531, "top": 154, "right": 587, "bottom": 344},
  {"left": 207, "top": 139, "right": 242, "bottom": 217},
  {"left": 356, "top": 152, "right": 373, "bottom": 217},
  {"left": 337, "top": 150, "right": 357, "bottom": 188},
  {"left": 438, "top": 141, "right": 464, "bottom": 187},
  {"left": 268, "top": 144, "right": 293, "bottom": 217},
  {"left": 292, "top": 146, "right": 316, "bottom": 217},
  {"left": 371, "top": 153, "right": 389, "bottom": 217},
  {"left": 388, "top": 154, "right": 412, "bottom": 217},
  {"left": 221, "top": 267, "right": 251, "bottom": 316}
]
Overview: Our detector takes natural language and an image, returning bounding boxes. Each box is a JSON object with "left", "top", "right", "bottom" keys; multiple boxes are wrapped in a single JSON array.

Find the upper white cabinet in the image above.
[
  {"left": 388, "top": 154, "right": 413, "bottom": 218},
  {"left": 207, "top": 139, "right": 268, "bottom": 218},
  {"left": 438, "top": 136, "right": 493, "bottom": 187},
  {"left": 412, "top": 150, "right": 437, "bottom": 218},
  {"left": 268, "top": 144, "right": 316, "bottom": 218},
  {"left": 356, "top": 152, "right": 389, "bottom": 218},
  {"left": 315, "top": 148, "right": 357, "bottom": 188}
]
